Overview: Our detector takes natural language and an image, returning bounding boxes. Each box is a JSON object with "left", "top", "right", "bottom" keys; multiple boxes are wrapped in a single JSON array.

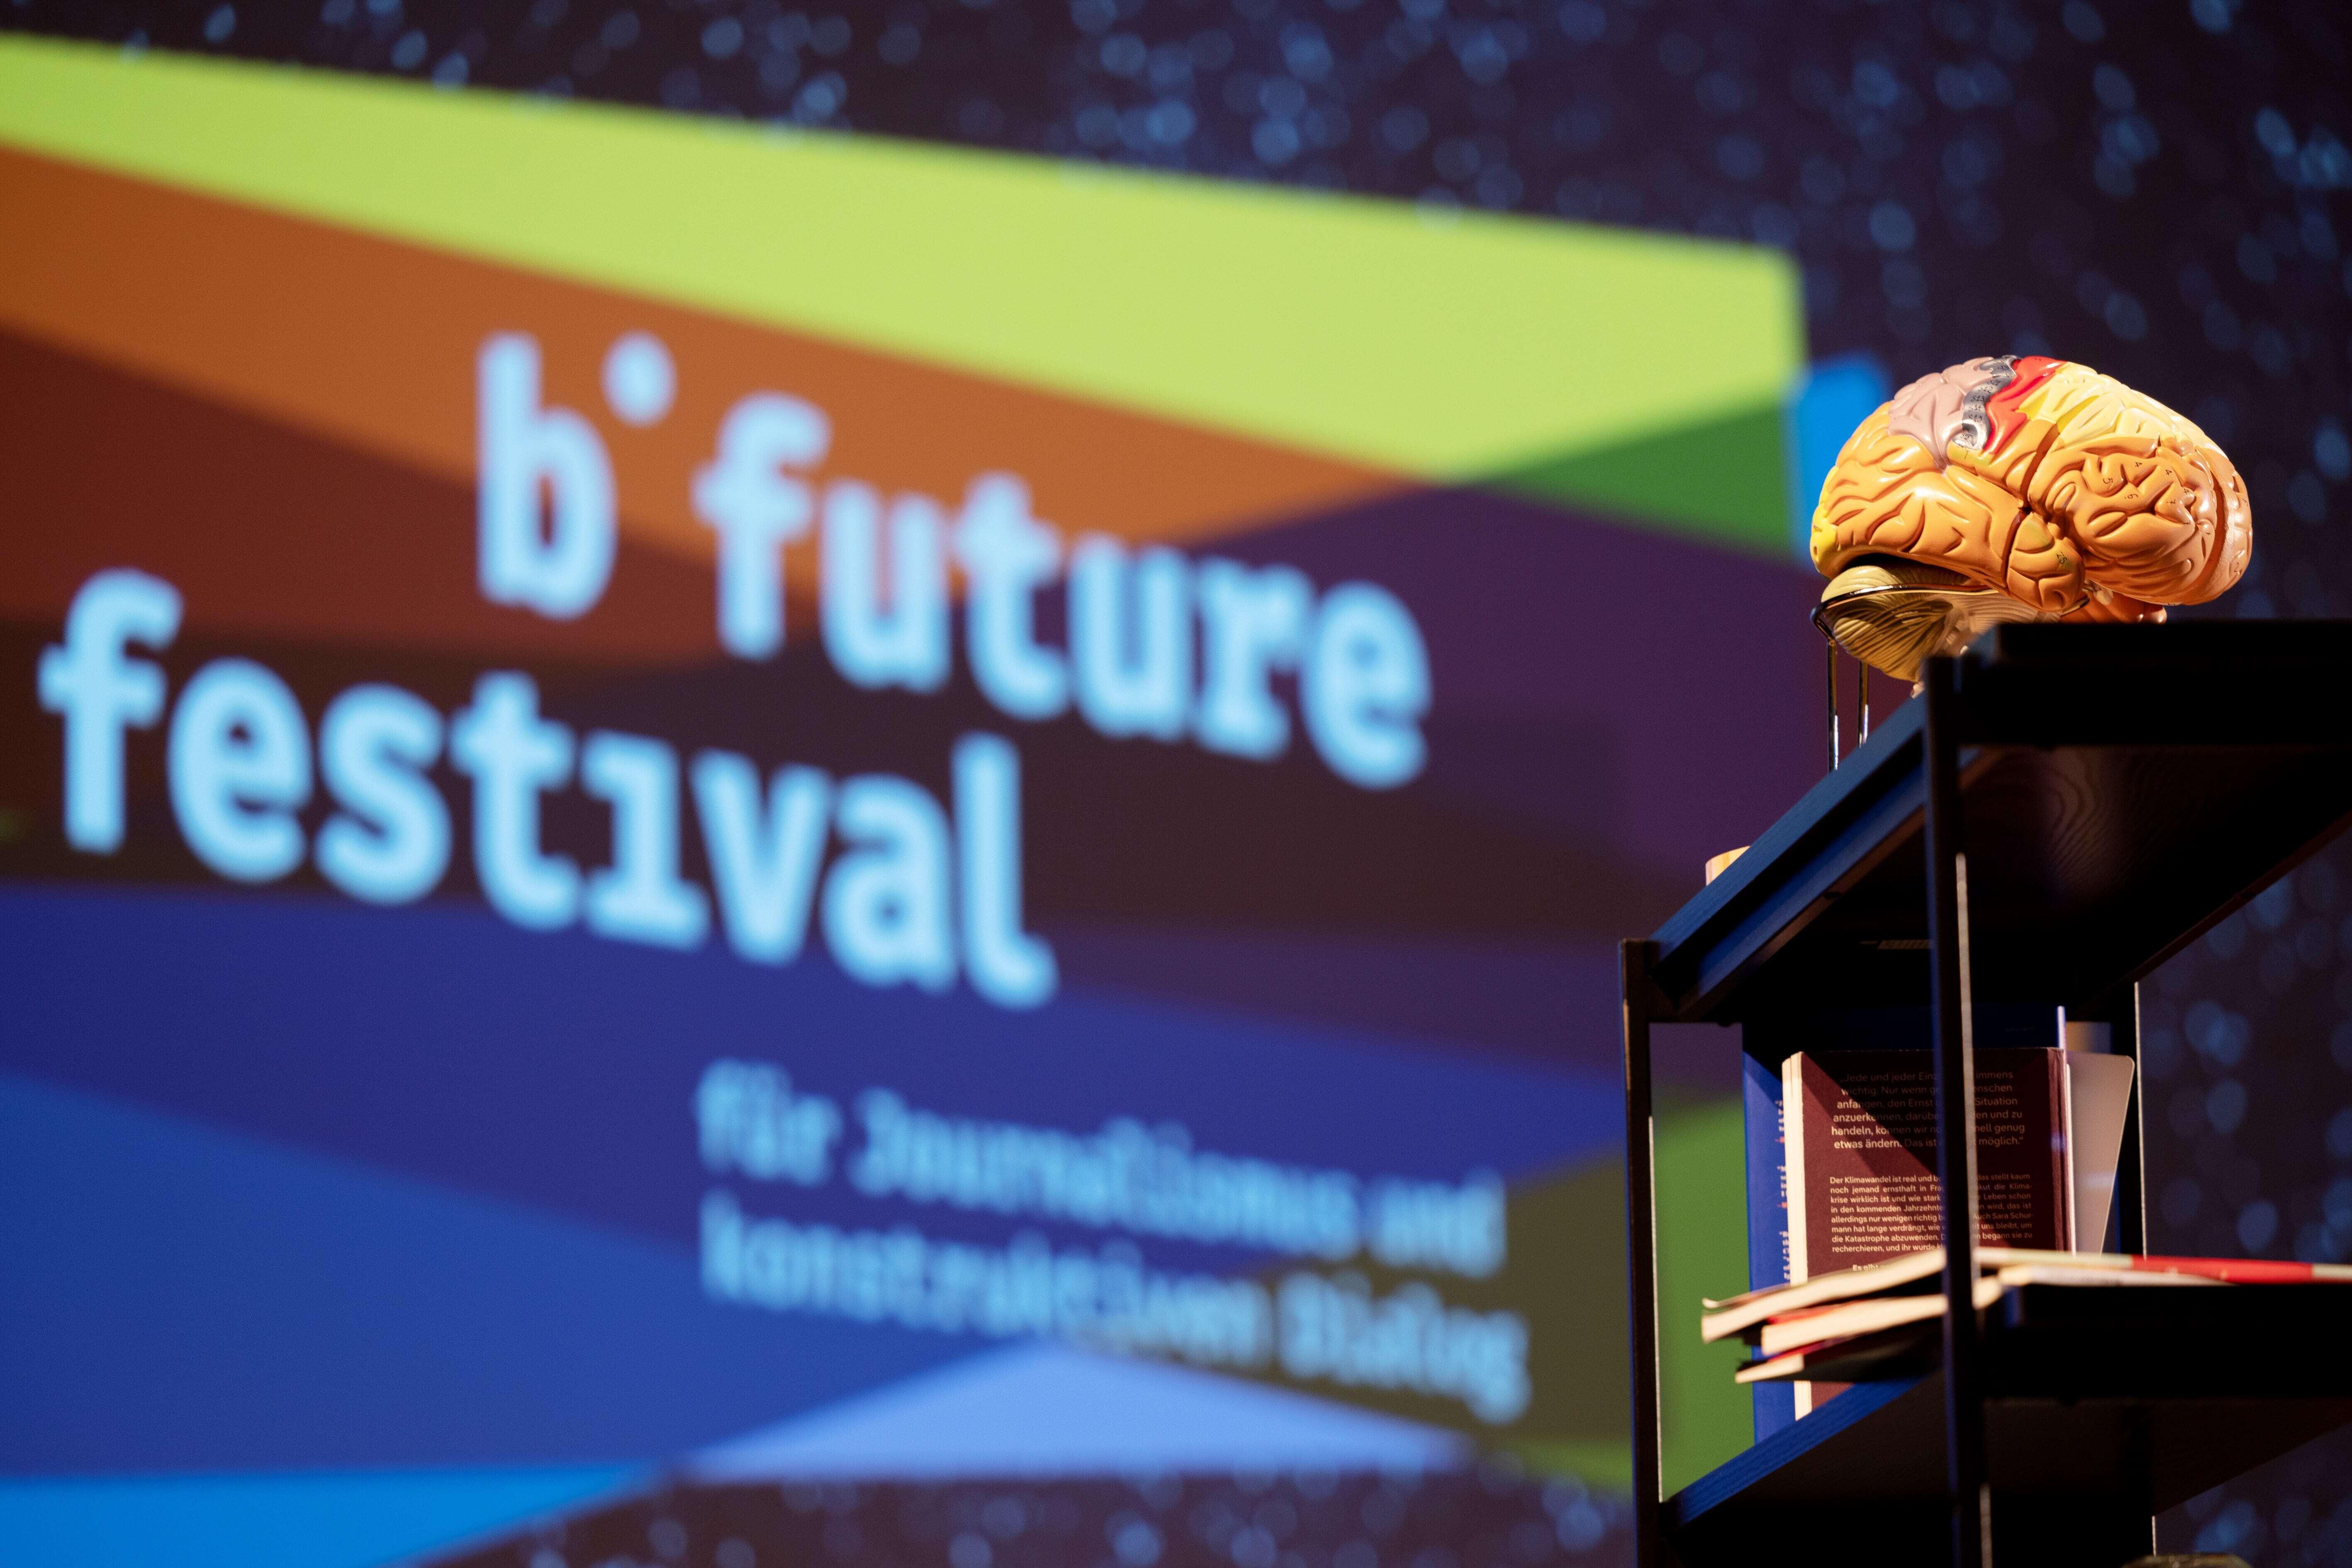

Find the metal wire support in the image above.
[
  {"left": 1827, "top": 643, "right": 1875, "bottom": 769},
  {"left": 1923, "top": 656, "right": 1991, "bottom": 1568},
  {"left": 1826, "top": 639, "right": 1841, "bottom": 769}
]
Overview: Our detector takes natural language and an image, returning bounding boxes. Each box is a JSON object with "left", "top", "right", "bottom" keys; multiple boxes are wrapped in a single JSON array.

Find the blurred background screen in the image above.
[{"left": 1, "top": 3, "right": 2348, "bottom": 1566}]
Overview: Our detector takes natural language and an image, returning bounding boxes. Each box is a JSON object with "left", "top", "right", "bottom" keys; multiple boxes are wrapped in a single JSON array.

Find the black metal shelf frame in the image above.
[{"left": 1618, "top": 622, "right": 2352, "bottom": 1568}]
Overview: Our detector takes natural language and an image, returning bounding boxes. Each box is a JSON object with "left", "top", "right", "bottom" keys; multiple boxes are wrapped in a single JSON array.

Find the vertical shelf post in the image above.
[
  {"left": 2111, "top": 983, "right": 2150, "bottom": 1255},
  {"left": 2100, "top": 982, "right": 2159, "bottom": 1561},
  {"left": 1621, "top": 939, "right": 1665, "bottom": 1568},
  {"left": 1923, "top": 657, "right": 1990, "bottom": 1568}
]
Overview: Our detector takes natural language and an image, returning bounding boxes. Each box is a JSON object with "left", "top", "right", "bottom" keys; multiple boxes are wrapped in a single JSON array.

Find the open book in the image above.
[{"left": 1770, "top": 1043, "right": 2138, "bottom": 1415}]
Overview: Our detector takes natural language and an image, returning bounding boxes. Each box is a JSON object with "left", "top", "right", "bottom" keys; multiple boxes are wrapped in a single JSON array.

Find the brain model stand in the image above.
[{"left": 1807, "top": 355, "right": 2253, "bottom": 759}]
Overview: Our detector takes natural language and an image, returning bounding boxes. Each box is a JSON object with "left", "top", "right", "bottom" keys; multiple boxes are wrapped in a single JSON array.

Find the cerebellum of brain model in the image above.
[{"left": 1808, "top": 355, "right": 2252, "bottom": 681}]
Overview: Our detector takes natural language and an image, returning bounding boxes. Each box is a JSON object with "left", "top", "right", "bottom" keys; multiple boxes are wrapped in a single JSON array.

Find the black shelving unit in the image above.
[{"left": 1620, "top": 621, "right": 2352, "bottom": 1568}]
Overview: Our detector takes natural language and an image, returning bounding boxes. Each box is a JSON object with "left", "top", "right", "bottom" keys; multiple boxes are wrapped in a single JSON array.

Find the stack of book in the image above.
[
  {"left": 1703, "top": 1246, "right": 2352, "bottom": 1387},
  {"left": 1743, "top": 1031, "right": 2349, "bottom": 1415}
]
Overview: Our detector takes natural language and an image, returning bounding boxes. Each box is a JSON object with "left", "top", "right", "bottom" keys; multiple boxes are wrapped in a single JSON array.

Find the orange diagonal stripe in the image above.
[{"left": 0, "top": 145, "right": 1399, "bottom": 580}]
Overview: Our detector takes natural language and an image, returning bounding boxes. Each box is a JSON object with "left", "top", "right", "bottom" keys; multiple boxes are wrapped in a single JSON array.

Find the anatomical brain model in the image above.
[{"left": 1810, "top": 355, "right": 2253, "bottom": 681}]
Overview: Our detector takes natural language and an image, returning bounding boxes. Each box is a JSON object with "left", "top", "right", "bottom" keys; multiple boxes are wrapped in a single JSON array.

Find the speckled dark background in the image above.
[
  {"left": 8, "top": 0, "right": 2351, "bottom": 1559},
  {"left": 426, "top": 1468, "right": 1636, "bottom": 1568}
]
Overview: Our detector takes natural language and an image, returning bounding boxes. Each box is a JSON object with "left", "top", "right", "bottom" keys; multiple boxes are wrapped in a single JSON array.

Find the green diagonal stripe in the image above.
[{"left": 0, "top": 34, "right": 1801, "bottom": 487}]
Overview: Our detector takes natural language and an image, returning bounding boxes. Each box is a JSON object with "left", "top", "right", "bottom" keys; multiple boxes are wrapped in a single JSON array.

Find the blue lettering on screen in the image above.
[
  {"left": 955, "top": 473, "right": 1070, "bottom": 722},
  {"left": 819, "top": 480, "right": 951, "bottom": 692},
  {"left": 35, "top": 574, "right": 1067, "bottom": 1008},
  {"left": 824, "top": 773, "right": 958, "bottom": 994},
  {"left": 35, "top": 567, "right": 181, "bottom": 854},
  {"left": 602, "top": 329, "right": 677, "bottom": 428},
  {"left": 450, "top": 672, "right": 581, "bottom": 932},
  {"left": 316, "top": 684, "right": 450, "bottom": 906},
  {"left": 1194, "top": 558, "right": 1312, "bottom": 761},
  {"left": 1070, "top": 537, "right": 1191, "bottom": 742},
  {"left": 694, "top": 390, "right": 827, "bottom": 660},
  {"left": 661, "top": 326, "right": 1428, "bottom": 783},
  {"left": 168, "top": 658, "right": 312, "bottom": 884},
  {"left": 30, "top": 328, "right": 1443, "bottom": 1011},
  {"left": 476, "top": 334, "right": 616, "bottom": 619},
  {"left": 692, "top": 752, "right": 833, "bottom": 965},
  {"left": 954, "top": 734, "right": 1057, "bottom": 1009},
  {"left": 1303, "top": 582, "right": 1431, "bottom": 789},
  {"left": 583, "top": 732, "right": 712, "bottom": 952},
  {"left": 688, "top": 1071, "right": 1529, "bottom": 1419}
]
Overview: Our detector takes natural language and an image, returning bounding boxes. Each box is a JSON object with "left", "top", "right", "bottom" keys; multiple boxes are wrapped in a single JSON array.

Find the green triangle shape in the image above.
[{"left": 1485, "top": 399, "right": 1791, "bottom": 557}]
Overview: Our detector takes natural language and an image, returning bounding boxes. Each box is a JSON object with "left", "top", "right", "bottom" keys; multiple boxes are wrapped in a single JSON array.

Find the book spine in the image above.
[
  {"left": 2051, "top": 1048, "right": 2069, "bottom": 1260},
  {"left": 1742, "top": 1049, "right": 1796, "bottom": 1441},
  {"left": 1781, "top": 1052, "right": 1810, "bottom": 1281},
  {"left": 1778, "top": 1052, "right": 1816, "bottom": 1421},
  {"left": 1743, "top": 1051, "right": 1791, "bottom": 1294}
]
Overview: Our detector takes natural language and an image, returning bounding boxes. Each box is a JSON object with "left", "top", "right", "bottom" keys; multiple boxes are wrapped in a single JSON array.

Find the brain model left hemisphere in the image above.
[{"left": 1809, "top": 355, "right": 2253, "bottom": 680}]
